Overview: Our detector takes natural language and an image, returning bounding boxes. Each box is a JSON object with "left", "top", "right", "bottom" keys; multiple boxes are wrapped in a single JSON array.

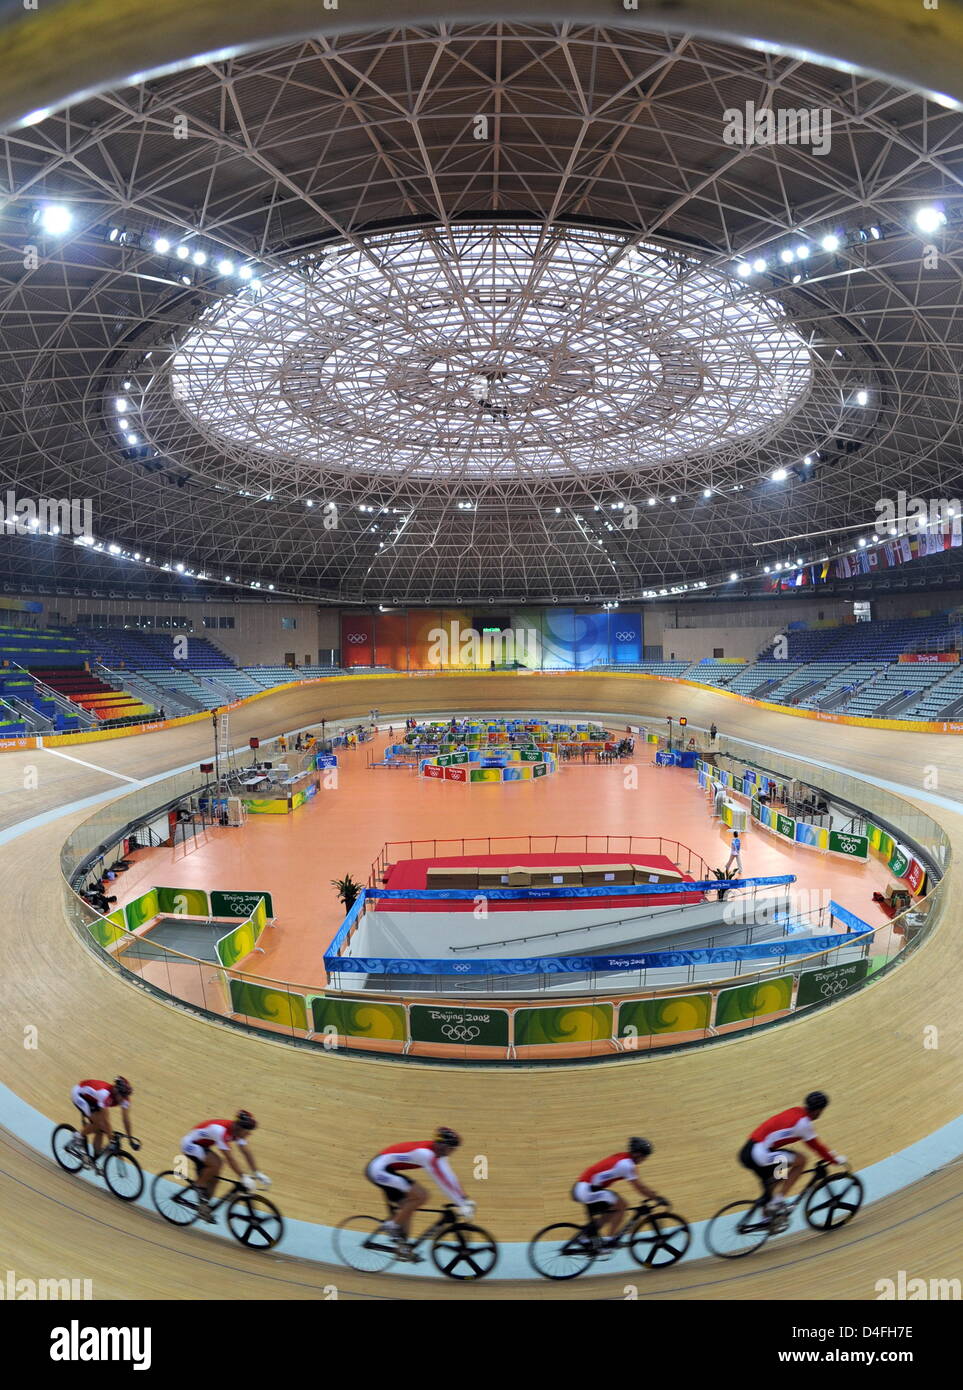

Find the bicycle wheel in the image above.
[
  {"left": 102, "top": 1151, "right": 143, "bottom": 1202},
  {"left": 51, "top": 1124, "right": 85, "bottom": 1174},
  {"left": 151, "top": 1170, "right": 202, "bottom": 1226},
  {"left": 430, "top": 1222, "right": 498, "bottom": 1281},
  {"left": 629, "top": 1211, "right": 691, "bottom": 1268},
  {"left": 333, "top": 1215, "right": 400, "bottom": 1273},
  {"left": 226, "top": 1193, "right": 285, "bottom": 1250},
  {"left": 706, "top": 1199, "right": 772, "bottom": 1258},
  {"left": 527, "top": 1223, "right": 595, "bottom": 1280},
  {"left": 804, "top": 1172, "right": 864, "bottom": 1232}
]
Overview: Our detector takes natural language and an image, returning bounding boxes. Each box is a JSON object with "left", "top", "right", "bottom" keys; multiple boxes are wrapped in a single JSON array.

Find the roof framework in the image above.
[{"left": 0, "top": 23, "right": 962, "bottom": 602}]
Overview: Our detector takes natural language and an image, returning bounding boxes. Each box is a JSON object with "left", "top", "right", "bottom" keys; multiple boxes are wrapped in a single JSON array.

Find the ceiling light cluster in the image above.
[{"left": 733, "top": 205, "right": 952, "bottom": 280}]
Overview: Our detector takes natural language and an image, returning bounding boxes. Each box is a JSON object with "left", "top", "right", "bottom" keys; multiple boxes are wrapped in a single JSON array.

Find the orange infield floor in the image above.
[{"left": 111, "top": 728, "right": 895, "bottom": 991}]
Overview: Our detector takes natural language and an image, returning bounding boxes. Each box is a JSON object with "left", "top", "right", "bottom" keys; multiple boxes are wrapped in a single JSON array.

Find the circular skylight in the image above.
[{"left": 166, "top": 221, "right": 813, "bottom": 480}]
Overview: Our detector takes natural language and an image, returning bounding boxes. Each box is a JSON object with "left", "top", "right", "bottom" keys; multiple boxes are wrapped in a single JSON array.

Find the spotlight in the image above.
[
  {"left": 779, "top": 248, "right": 794, "bottom": 263},
  {"left": 736, "top": 262, "right": 752, "bottom": 278},
  {"left": 216, "top": 258, "right": 234, "bottom": 275},
  {"left": 191, "top": 250, "right": 207, "bottom": 265},
  {"left": 820, "top": 233, "right": 840, "bottom": 252},
  {"left": 752, "top": 257, "right": 767, "bottom": 273},
  {"left": 115, "top": 397, "right": 128, "bottom": 412},
  {"left": 856, "top": 389, "right": 869, "bottom": 406},
  {"left": 37, "top": 204, "right": 73, "bottom": 236},
  {"left": 729, "top": 572, "right": 738, "bottom": 581},
  {"left": 702, "top": 488, "right": 711, "bottom": 498},
  {"left": 795, "top": 244, "right": 810, "bottom": 258},
  {"left": 771, "top": 468, "right": 788, "bottom": 481},
  {"left": 154, "top": 237, "right": 171, "bottom": 253},
  {"left": 238, "top": 265, "right": 254, "bottom": 280},
  {"left": 869, "top": 225, "right": 881, "bottom": 239},
  {"left": 914, "top": 205, "right": 946, "bottom": 235},
  {"left": 176, "top": 245, "right": 190, "bottom": 259}
]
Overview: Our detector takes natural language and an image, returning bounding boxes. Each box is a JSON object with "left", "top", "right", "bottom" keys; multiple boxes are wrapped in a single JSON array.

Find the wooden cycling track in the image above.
[{"left": 0, "top": 672, "right": 960, "bottom": 1300}]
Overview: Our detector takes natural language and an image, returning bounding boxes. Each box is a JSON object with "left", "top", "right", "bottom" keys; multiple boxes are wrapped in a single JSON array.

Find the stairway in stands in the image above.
[{"left": 28, "top": 667, "right": 153, "bottom": 723}]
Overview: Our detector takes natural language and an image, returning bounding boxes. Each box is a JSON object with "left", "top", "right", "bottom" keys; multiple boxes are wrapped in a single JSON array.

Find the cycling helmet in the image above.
[
  {"left": 434, "top": 1126, "right": 461, "bottom": 1148},
  {"left": 234, "top": 1110, "right": 257, "bottom": 1131},
  {"left": 113, "top": 1076, "right": 133, "bottom": 1098},
  {"left": 628, "top": 1137, "right": 653, "bottom": 1158},
  {"left": 805, "top": 1090, "right": 829, "bottom": 1113}
]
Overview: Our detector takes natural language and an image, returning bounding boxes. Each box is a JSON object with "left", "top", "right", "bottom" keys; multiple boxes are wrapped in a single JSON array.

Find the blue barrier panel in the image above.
[
  {"left": 365, "top": 874, "right": 794, "bottom": 902},
  {"left": 829, "top": 900, "right": 874, "bottom": 935},
  {"left": 324, "top": 931, "right": 872, "bottom": 976}
]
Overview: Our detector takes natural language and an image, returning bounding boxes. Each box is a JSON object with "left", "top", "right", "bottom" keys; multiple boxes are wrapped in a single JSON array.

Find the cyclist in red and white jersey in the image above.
[
  {"left": 180, "top": 1111, "right": 270, "bottom": 1222},
  {"left": 573, "top": 1138, "right": 664, "bottom": 1246},
  {"left": 366, "top": 1127, "right": 473, "bottom": 1254},
  {"left": 739, "top": 1091, "right": 846, "bottom": 1228},
  {"left": 69, "top": 1077, "right": 137, "bottom": 1164}
]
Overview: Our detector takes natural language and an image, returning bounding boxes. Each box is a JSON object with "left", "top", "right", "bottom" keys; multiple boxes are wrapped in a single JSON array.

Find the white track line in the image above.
[{"left": 40, "top": 747, "right": 139, "bottom": 783}]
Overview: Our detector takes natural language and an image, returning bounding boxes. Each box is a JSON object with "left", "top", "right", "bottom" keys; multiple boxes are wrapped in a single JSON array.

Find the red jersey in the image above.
[
  {"left": 577, "top": 1153, "right": 637, "bottom": 1188},
  {"left": 77, "top": 1080, "right": 127, "bottom": 1110},
  {"left": 750, "top": 1106, "right": 834, "bottom": 1162}
]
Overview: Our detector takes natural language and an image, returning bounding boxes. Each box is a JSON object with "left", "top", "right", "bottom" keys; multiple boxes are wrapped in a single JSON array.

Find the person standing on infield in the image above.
[{"left": 725, "top": 831, "right": 743, "bottom": 875}]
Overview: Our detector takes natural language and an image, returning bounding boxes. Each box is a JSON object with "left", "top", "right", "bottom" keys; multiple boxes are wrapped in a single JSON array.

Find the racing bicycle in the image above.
[
  {"left": 51, "top": 1124, "right": 144, "bottom": 1201},
  {"left": 706, "top": 1160, "right": 864, "bottom": 1258},
  {"left": 528, "top": 1199, "right": 691, "bottom": 1280}
]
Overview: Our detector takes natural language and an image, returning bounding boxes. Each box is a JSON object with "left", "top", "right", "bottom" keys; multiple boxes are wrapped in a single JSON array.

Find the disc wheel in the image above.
[
  {"left": 333, "top": 1215, "right": 400, "bottom": 1273},
  {"left": 804, "top": 1172, "right": 864, "bottom": 1232},
  {"left": 226, "top": 1193, "right": 285, "bottom": 1250},
  {"left": 102, "top": 1151, "right": 144, "bottom": 1201},
  {"left": 629, "top": 1211, "right": 691, "bottom": 1268},
  {"left": 527, "top": 1223, "right": 596, "bottom": 1280},
  {"left": 706, "top": 1199, "right": 772, "bottom": 1259},
  {"left": 151, "top": 1170, "right": 202, "bottom": 1226},
  {"left": 430, "top": 1222, "right": 498, "bottom": 1280},
  {"left": 51, "top": 1124, "right": 85, "bottom": 1174}
]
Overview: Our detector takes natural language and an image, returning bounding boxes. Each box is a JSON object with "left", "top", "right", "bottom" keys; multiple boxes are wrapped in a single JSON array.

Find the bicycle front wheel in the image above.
[
  {"left": 51, "top": 1124, "right": 85, "bottom": 1174},
  {"left": 151, "top": 1171, "right": 201, "bottom": 1226},
  {"left": 103, "top": 1151, "right": 143, "bottom": 1201},
  {"left": 527, "top": 1223, "right": 595, "bottom": 1280},
  {"left": 706, "top": 1199, "right": 771, "bottom": 1258},
  {"left": 226, "top": 1193, "right": 284, "bottom": 1250},
  {"left": 430, "top": 1223, "right": 498, "bottom": 1281},
  {"left": 334, "top": 1215, "right": 400, "bottom": 1273},
  {"left": 629, "top": 1211, "right": 691, "bottom": 1268},
  {"left": 804, "top": 1172, "right": 864, "bottom": 1232}
]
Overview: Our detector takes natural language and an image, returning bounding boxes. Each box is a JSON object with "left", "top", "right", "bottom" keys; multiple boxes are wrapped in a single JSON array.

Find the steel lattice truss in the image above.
[{"left": 1, "top": 23, "right": 963, "bottom": 604}]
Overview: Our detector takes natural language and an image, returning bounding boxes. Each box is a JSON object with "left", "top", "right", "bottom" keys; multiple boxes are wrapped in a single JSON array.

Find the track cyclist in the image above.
[
  {"left": 180, "top": 1111, "right": 270, "bottom": 1223},
  {"left": 573, "top": 1137, "right": 664, "bottom": 1248},
  {"left": 69, "top": 1077, "right": 138, "bottom": 1165},
  {"left": 739, "top": 1091, "right": 846, "bottom": 1231},
  {"left": 366, "top": 1126, "right": 474, "bottom": 1258}
]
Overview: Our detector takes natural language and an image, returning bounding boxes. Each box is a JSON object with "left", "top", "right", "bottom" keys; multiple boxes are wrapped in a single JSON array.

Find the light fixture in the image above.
[
  {"left": 858, "top": 537, "right": 866, "bottom": 547},
  {"left": 238, "top": 265, "right": 254, "bottom": 280},
  {"left": 869, "top": 225, "right": 881, "bottom": 239},
  {"left": 191, "top": 250, "right": 207, "bottom": 266},
  {"left": 175, "top": 562, "right": 185, "bottom": 572},
  {"left": 126, "top": 433, "right": 139, "bottom": 444},
  {"left": 736, "top": 262, "right": 752, "bottom": 278},
  {"left": 122, "top": 379, "right": 132, "bottom": 390},
  {"left": 780, "top": 248, "right": 795, "bottom": 264},
  {"left": 176, "top": 245, "right": 190, "bottom": 259},
  {"left": 702, "top": 488, "right": 711, "bottom": 498},
  {"left": 37, "top": 203, "right": 73, "bottom": 236},
  {"left": 669, "top": 495, "right": 677, "bottom": 503},
  {"left": 771, "top": 467, "right": 788, "bottom": 481},
  {"left": 795, "top": 244, "right": 810, "bottom": 259},
  {"left": 856, "top": 389, "right": 869, "bottom": 406},
  {"left": 729, "top": 572, "right": 738, "bottom": 581},
  {"left": 914, "top": 206, "right": 946, "bottom": 235},
  {"left": 752, "top": 257, "right": 767, "bottom": 273},
  {"left": 647, "top": 497, "right": 656, "bottom": 506},
  {"left": 154, "top": 236, "right": 171, "bottom": 254},
  {"left": 821, "top": 233, "right": 840, "bottom": 252},
  {"left": 115, "top": 397, "right": 128, "bottom": 412},
  {"left": 216, "top": 259, "right": 234, "bottom": 275}
]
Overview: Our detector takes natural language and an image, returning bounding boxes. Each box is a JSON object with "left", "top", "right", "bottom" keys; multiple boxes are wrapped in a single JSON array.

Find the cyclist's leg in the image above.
[
  {"left": 69, "top": 1090, "right": 96, "bottom": 1157},
  {"left": 365, "top": 1158, "right": 417, "bottom": 1238},
  {"left": 738, "top": 1140, "right": 774, "bottom": 1208},
  {"left": 87, "top": 1105, "right": 112, "bottom": 1158},
  {"left": 573, "top": 1182, "right": 616, "bottom": 1243},
  {"left": 772, "top": 1149, "right": 806, "bottom": 1200}
]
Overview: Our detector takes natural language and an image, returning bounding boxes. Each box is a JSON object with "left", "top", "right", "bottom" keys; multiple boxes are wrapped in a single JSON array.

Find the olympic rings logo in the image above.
[
  {"left": 441, "top": 1025, "right": 481, "bottom": 1041},
  {"left": 345, "top": 632, "right": 367, "bottom": 644},
  {"left": 615, "top": 631, "right": 634, "bottom": 641}
]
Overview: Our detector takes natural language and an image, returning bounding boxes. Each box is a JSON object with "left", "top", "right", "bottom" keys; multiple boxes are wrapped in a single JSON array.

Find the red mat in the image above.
[{"left": 378, "top": 852, "right": 701, "bottom": 912}]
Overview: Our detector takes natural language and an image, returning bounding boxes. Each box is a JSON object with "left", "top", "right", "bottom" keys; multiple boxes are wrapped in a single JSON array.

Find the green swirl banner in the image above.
[
  {"left": 229, "top": 978, "right": 308, "bottom": 1031},
  {"left": 156, "top": 885, "right": 210, "bottom": 915},
  {"left": 124, "top": 888, "right": 159, "bottom": 930},
  {"left": 514, "top": 1003, "right": 613, "bottom": 1046},
  {"left": 310, "top": 996, "right": 406, "bottom": 1041},
  {"left": 617, "top": 994, "right": 711, "bottom": 1037},
  {"left": 716, "top": 976, "right": 792, "bottom": 1025},
  {"left": 88, "top": 908, "right": 128, "bottom": 949}
]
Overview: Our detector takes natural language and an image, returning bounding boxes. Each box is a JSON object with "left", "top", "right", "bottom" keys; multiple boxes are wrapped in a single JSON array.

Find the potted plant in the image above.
[{"left": 332, "top": 873, "right": 361, "bottom": 910}]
